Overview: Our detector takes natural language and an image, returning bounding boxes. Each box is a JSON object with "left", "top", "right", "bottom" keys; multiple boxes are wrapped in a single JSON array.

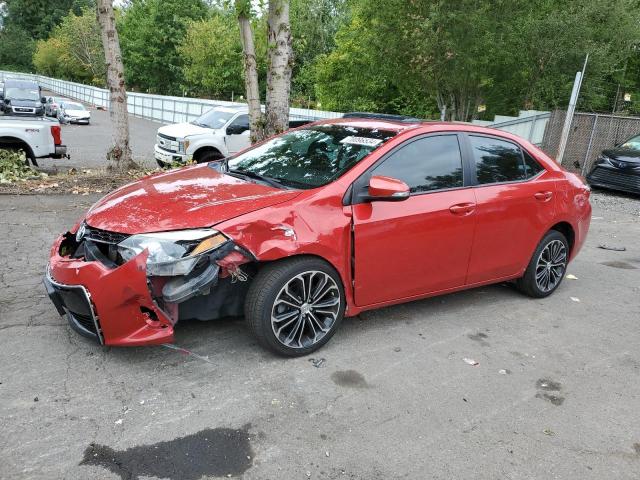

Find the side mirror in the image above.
[
  {"left": 4, "top": 98, "right": 9, "bottom": 105},
  {"left": 366, "top": 175, "right": 410, "bottom": 201},
  {"left": 41, "top": 97, "right": 47, "bottom": 103},
  {"left": 226, "top": 124, "right": 249, "bottom": 135}
]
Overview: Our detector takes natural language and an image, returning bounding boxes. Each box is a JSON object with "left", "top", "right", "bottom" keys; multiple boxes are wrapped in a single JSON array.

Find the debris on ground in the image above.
[
  {"left": 565, "top": 274, "right": 578, "bottom": 280},
  {"left": 463, "top": 358, "right": 479, "bottom": 366},
  {"left": 498, "top": 369, "right": 511, "bottom": 375},
  {"left": 308, "top": 358, "right": 326, "bottom": 368},
  {"left": 161, "top": 343, "right": 213, "bottom": 364},
  {"left": 543, "top": 428, "right": 554, "bottom": 436},
  {"left": 570, "top": 297, "right": 581, "bottom": 302},
  {"left": 598, "top": 244, "right": 626, "bottom": 252},
  {"left": 0, "top": 166, "right": 171, "bottom": 195},
  {"left": 0, "top": 150, "right": 46, "bottom": 184}
]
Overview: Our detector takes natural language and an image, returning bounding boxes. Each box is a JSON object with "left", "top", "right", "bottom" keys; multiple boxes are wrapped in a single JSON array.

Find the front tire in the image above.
[
  {"left": 196, "top": 150, "right": 224, "bottom": 164},
  {"left": 517, "top": 230, "right": 569, "bottom": 298},
  {"left": 245, "top": 257, "right": 345, "bottom": 356}
]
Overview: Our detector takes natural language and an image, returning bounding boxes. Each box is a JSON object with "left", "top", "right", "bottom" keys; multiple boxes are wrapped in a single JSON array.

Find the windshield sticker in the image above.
[{"left": 340, "top": 136, "right": 383, "bottom": 147}]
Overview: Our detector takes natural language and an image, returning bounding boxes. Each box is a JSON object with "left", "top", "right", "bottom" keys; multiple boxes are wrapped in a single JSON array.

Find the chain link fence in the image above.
[
  {"left": 542, "top": 110, "right": 640, "bottom": 174},
  {"left": 0, "top": 70, "right": 343, "bottom": 123}
]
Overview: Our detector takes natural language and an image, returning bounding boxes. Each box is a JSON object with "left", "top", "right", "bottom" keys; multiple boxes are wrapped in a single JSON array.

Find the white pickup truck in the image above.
[
  {"left": 154, "top": 105, "right": 312, "bottom": 166},
  {"left": 154, "top": 106, "right": 250, "bottom": 166},
  {"left": 0, "top": 116, "right": 68, "bottom": 166}
]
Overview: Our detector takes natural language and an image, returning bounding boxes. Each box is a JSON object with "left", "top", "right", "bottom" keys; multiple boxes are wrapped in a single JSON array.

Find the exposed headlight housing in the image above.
[{"left": 117, "top": 229, "right": 227, "bottom": 276}]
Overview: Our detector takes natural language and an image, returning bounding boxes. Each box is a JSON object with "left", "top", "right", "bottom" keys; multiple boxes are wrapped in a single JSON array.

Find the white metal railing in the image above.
[
  {"left": 0, "top": 71, "right": 343, "bottom": 123},
  {"left": 476, "top": 112, "right": 551, "bottom": 146},
  {"left": 1, "top": 70, "right": 550, "bottom": 144}
]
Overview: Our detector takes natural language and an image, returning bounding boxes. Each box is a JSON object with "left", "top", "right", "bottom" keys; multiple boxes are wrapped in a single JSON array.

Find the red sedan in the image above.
[{"left": 45, "top": 114, "right": 591, "bottom": 356}]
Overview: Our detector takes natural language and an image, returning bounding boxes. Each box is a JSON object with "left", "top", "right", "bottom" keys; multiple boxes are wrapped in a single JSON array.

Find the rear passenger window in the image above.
[
  {"left": 469, "top": 136, "right": 526, "bottom": 184},
  {"left": 523, "top": 150, "right": 544, "bottom": 178},
  {"left": 373, "top": 135, "right": 463, "bottom": 193}
]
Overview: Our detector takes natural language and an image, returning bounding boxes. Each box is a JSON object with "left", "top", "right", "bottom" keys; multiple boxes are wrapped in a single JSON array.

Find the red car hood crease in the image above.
[{"left": 85, "top": 165, "right": 302, "bottom": 234}]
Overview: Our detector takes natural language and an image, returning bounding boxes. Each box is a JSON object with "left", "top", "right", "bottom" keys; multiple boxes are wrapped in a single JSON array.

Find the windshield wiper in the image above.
[
  {"left": 227, "top": 168, "right": 289, "bottom": 189},
  {"left": 190, "top": 121, "right": 210, "bottom": 128}
]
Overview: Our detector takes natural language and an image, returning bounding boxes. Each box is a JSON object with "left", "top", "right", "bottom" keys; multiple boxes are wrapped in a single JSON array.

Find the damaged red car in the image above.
[{"left": 45, "top": 113, "right": 592, "bottom": 356}]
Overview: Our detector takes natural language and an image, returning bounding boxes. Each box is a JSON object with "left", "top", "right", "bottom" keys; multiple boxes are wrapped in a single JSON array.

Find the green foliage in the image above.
[
  {"left": 118, "top": 0, "right": 208, "bottom": 95},
  {"left": 178, "top": 10, "right": 268, "bottom": 100},
  {"left": 0, "top": 150, "right": 39, "bottom": 184},
  {"left": 289, "top": 0, "right": 346, "bottom": 104},
  {"left": 314, "top": 0, "right": 640, "bottom": 120},
  {"left": 3, "top": 0, "right": 95, "bottom": 40},
  {"left": 32, "top": 7, "right": 105, "bottom": 85},
  {"left": 178, "top": 13, "right": 245, "bottom": 99},
  {"left": 0, "top": 26, "right": 36, "bottom": 71}
]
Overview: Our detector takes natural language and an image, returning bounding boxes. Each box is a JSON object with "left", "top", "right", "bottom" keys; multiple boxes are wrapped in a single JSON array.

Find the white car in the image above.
[
  {"left": 154, "top": 106, "right": 250, "bottom": 166},
  {"left": 0, "top": 116, "right": 68, "bottom": 166},
  {"left": 58, "top": 101, "right": 91, "bottom": 125}
]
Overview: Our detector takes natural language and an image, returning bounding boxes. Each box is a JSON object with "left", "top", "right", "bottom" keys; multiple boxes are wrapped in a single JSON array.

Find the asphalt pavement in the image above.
[
  {"left": 0, "top": 190, "right": 639, "bottom": 479},
  {"left": 40, "top": 91, "right": 161, "bottom": 171}
]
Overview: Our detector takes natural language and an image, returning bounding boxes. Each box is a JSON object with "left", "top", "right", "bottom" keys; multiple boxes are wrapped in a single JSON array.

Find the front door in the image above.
[
  {"left": 226, "top": 114, "right": 251, "bottom": 154},
  {"left": 352, "top": 134, "right": 477, "bottom": 306}
]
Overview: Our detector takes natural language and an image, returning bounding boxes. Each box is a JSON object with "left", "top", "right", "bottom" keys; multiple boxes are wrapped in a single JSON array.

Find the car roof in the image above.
[{"left": 4, "top": 79, "right": 39, "bottom": 88}]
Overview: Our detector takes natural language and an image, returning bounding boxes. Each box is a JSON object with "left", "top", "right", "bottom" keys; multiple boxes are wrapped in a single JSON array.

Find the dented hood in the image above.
[{"left": 85, "top": 164, "right": 301, "bottom": 234}]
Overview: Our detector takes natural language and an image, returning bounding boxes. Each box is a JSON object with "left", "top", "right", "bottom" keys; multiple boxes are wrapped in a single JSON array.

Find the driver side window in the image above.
[
  {"left": 373, "top": 135, "right": 464, "bottom": 193},
  {"left": 229, "top": 114, "right": 249, "bottom": 133}
]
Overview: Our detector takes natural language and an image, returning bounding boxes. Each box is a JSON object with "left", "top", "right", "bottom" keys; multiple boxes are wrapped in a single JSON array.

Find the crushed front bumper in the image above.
[{"left": 45, "top": 235, "right": 175, "bottom": 346}]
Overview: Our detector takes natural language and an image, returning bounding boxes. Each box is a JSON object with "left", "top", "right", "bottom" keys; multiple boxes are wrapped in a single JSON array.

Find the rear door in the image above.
[
  {"left": 351, "top": 134, "right": 477, "bottom": 306},
  {"left": 463, "top": 134, "right": 556, "bottom": 284}
]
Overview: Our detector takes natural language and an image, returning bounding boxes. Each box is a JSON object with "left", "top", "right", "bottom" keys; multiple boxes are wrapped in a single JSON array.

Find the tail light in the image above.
[{"left": 50, "top": 125, "right": 61, "bottom": 145}]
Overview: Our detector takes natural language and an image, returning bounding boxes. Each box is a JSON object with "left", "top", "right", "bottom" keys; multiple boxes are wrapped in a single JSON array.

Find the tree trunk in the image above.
[
  {"left": 265, "top": 0, "right": 293, "bottom": 137},
  {"left": 96, "top": 0, "right": 135, "bottom": 170},
  {"left": 238, "top": 11, "right": 265, "bottom": 143}
]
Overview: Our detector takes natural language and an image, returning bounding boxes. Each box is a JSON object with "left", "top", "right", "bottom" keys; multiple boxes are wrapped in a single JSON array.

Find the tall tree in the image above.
[
  {"left": 3, "top": 0, "right": 94, "bottom": 39},
  {"left": 264, "top": 0, "right": 293, "bottom": 136},
  {"left": 118, "top": 0, "right": 207, "bottom": 95},
  {"left": 235, "top": 0, "right": 294, "bottom": 142},
  {"left": 178, "top": 13, "right": 245, "bottom": 100},
  {"left": 237, "top": 0, "right": 265, "bottom": 142},
  {"left": 96, "top": 0, "right": 134, "bottom": 169},
  {"left": 33, "top": 7, "right": 105, "bottom": 85}
]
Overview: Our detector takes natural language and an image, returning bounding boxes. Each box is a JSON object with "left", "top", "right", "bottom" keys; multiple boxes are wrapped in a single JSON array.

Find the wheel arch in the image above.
[
  {"left": 549, "top": 221, "right": 575, "bottom": 256},
  {"left": 192, "top": 145, "right": 224, "bottom": 163},
  {"left": 255, "top": 253, "right": 346, "bottom": 290},
  {"left": 0, "top": 136, "right": 36, "bottom": 160}
]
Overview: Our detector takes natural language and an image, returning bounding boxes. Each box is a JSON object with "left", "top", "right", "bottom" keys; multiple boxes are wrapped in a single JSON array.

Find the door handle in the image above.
[
  {"left": 449, "top": 203, "right": 475, "bottom": 215},
  {"left": 534, "top": 191, "right": 553, "bottom": 202}
]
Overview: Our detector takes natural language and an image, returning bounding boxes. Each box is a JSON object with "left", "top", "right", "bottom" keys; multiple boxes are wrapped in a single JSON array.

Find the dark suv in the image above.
[{"left": 0, "top": 79, "right": 46, "bottom": 116}]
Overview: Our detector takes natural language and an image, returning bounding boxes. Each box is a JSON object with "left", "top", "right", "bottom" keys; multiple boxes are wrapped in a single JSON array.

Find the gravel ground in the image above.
[
  {"left": 589, "top": 188, "right": 640, "bottom": 217},
  {"left": 0, "top": 190, "right": 639, "bottom": 480}
]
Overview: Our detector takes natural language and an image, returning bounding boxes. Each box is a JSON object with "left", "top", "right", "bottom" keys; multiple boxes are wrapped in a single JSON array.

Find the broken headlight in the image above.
[{"left": 117, "top": 229, "right": 227, "bottom": 276}]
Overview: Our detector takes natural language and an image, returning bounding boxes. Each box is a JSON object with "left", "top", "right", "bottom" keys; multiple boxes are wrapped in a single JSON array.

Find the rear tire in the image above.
[
  {"left": 245, "top": 257, "right": 345, "bottom": 357},
  {"left": 516, "top": 230, "right": 569, "bottom": 298}
]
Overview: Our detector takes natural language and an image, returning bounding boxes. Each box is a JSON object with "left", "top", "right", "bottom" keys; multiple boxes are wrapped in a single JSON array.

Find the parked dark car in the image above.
[
  {"left": 0, "top": 79, "right": 46, "bottom": 116},
  {"left": 587, "top": 133, "right": 640, "bottom": 195}
]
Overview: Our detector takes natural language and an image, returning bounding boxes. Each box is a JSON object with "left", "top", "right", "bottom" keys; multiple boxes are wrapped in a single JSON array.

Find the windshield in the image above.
[
  {"left": 5, "top": 87, "right": 40, "bottom": 101},
  {"left": 64, "top": 102, "right": 86, "bottom": 110},
  {"left": 226, "top": 125, "right": 396, "bottom": 189},
  {"left": 621, "top": 134, "right": 640, "bottom": 151},
  {"left": 192, "top": 109, "right": 235, "bottom": 129}
]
